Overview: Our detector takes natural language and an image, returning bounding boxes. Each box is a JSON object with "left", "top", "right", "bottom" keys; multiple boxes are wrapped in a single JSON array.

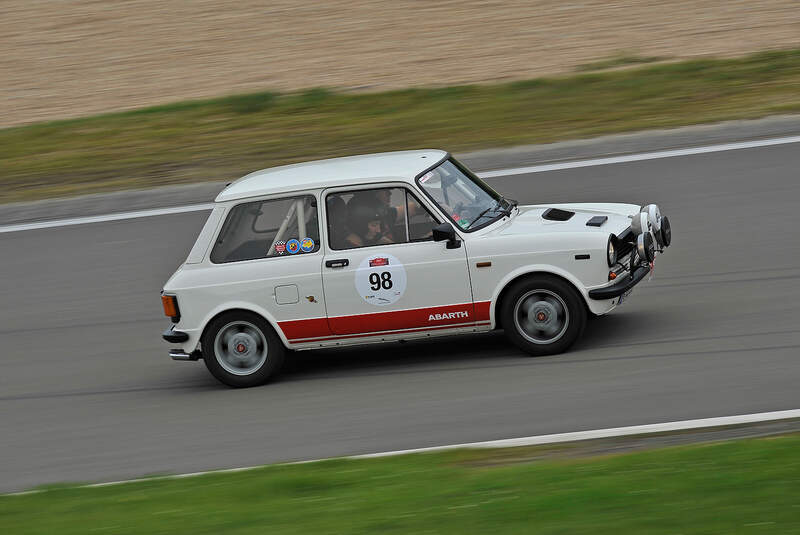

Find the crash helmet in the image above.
[{"left": 347, "top": 202, "right": 383, "bottom": 237}]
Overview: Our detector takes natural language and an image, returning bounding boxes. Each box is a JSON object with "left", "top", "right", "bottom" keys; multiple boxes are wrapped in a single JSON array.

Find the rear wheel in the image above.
[
  {"left": 501, "top": 275, "right": 586, "bottom": 356},
  {"left": 201, "top": 311, "right": 285, "bottom": 387}
]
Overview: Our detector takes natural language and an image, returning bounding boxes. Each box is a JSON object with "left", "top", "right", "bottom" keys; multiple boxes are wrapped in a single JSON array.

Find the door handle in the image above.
[{"left": 325, "top": 258, "right": 349, "bottom": 268}]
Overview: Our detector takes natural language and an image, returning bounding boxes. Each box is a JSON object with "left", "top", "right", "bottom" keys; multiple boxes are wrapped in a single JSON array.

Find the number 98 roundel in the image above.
[{"left": 354, "top": 253, "right": 408, "bottom": 306}]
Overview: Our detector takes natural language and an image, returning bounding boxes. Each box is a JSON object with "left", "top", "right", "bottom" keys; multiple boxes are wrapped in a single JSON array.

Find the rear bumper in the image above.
[
  {"left": 169, "top": 348, "right": 202, "bottom": 361},
  {"left": 588, "top": 264, "right": 650, "bottom": 300},
  {"left": 163, "top": 326, "right": 189, "bottom": 343}
]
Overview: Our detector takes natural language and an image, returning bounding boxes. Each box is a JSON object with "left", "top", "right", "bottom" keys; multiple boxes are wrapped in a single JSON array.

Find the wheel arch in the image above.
[
  {"left": 199, "top": 303, "right": 290, "bottom": 349},
  {"left": 491, "top": 267, "right": 591, "bottom": 330}
]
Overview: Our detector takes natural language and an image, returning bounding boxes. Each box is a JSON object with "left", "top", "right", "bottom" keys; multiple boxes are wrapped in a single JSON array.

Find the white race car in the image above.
[{"left": 161, "top": 150, "right": 671, "bottom": 387}]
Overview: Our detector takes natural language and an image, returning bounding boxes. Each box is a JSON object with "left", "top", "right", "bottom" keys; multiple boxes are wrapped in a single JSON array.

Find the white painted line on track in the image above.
[
  {"left": 479, "top": 134, "right": 800, "bottom": 177},
  {"left": 2, "top": 134, "right": 799, "bottom": 234},
  {"left": 4, "top": 408, "right": 799, "bottom": 496},
  {"left": 0, "top": 203, "right": 214, "bottom": 234},
  {"left": 351, "top": 408, "right": 800, "bottom": 458}
]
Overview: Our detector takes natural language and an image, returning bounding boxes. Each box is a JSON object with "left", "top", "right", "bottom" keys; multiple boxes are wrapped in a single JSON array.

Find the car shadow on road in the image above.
[
  {"left": 278, "top": 310, "right": 657, "bottom": 383},
  {"left": 280, "top": 330, "right": 508, "bottom": 380}
]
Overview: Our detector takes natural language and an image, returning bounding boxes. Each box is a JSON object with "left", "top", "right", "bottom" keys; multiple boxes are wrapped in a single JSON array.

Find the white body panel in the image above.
[
  {"left": 163, "top": 246, "right": 327, "bottom": 351},
  {"left": 162, "top": 151, "right": 652, "bottom": 354},
  {"left": 466, "top": 203, "right": 637, "bottom": 318},
  {"left": 321, "top": 240, "right": 476, "bottom": 335}
]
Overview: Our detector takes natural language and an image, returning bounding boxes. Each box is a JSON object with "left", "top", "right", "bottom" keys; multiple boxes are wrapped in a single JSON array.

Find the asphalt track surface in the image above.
[{"left": 2, "top": 142, "right": 799, "bottom": 492}]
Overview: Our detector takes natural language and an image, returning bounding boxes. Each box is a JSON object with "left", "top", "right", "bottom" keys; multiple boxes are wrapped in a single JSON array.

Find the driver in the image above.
[
  {"left": 348, "top": 189, "right": 404, "bottom": 242},
  {"left": 345, "top": 203, "right": 394, "bottom": 248}
]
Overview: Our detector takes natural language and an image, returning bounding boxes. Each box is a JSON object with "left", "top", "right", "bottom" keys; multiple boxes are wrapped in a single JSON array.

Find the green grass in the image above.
[
  {"left": 3, "top": 434, "right": 800, "bottom": 534},
  {"left": 3, "top": 49, "right": 800, "bottom": 204}
]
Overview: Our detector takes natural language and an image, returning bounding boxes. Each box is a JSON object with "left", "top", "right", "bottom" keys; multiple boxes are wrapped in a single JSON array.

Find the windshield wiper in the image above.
[{"left": 465, "top": 198, "right": 504, "bottom": 230}]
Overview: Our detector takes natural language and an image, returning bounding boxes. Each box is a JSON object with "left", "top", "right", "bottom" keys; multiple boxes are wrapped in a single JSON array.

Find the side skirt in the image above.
[{"left": 287, "top": 322, "right": 494, "bottom": 350}]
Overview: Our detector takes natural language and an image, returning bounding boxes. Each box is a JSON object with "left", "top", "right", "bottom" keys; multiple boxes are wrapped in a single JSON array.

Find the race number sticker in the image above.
[{"left": 355, "top": 253, "right": 407, "bottom": 306}]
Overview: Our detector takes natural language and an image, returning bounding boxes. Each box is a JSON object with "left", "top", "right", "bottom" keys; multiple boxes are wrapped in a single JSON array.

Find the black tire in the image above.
[
  {"left": 500, "top": 275, "right": 586, "bottom": 356},
  {"left": 201, "top": 311, "right": 285, "bottom": 387}
]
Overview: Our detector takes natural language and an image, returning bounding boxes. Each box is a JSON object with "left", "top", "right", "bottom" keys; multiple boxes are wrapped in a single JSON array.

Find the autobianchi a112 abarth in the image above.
[{"left": 161, "top": 150, "right": 672, "bottom": 387}]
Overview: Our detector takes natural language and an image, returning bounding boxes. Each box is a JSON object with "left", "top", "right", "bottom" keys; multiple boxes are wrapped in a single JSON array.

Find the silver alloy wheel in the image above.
[
  {"left": 513, "top": 289, "right": 570, "bottom": 344},
  {"left": 213, "top": 321, "right": 269, "bottom": 376}
]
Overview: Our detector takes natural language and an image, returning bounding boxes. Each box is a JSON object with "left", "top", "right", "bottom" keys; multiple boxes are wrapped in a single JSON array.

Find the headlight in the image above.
[
  {"left": 636, "top": 232, "right": 656, "bottom": 263},
  {"left": 642, "top": 204, "right": 662, "bottom": 233},
  {"left": 607, "top": 236, "right": 617, "bottom": 267},
  {"left": 660, "top": 215, "right": 672, "bottom": 247}
]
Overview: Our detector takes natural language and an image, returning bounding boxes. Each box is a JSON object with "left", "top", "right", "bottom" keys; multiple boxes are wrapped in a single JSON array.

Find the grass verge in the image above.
[
  {"left": 2, "top": 49, "right": 800, "bottom": 204},
  {"left": 2, "top": 434, "right": 799, "bottom": 534}
]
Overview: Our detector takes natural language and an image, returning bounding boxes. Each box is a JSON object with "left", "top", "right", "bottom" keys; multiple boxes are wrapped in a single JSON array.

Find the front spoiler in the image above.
[{"left": 588, "top": 264, "right": 650, "bottom": 300}]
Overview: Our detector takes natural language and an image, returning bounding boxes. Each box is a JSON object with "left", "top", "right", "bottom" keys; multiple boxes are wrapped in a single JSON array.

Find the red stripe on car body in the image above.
[
  {"left": 288, "top": 322, "right": 493, "bottom": 344},
  {"left": 278, "top": 317, "right": 332, "bottom": 340},
  {"left": 277, "top": 301, "right": 492, "bottom": 341},
  {"left": 474, "top": 300, "right": 491, "bottom": 322}
]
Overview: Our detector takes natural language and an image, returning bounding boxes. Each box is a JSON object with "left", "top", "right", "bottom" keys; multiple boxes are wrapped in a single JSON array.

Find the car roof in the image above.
[{"left": 215, "top": 149, "right": 448, "bottom": 202}]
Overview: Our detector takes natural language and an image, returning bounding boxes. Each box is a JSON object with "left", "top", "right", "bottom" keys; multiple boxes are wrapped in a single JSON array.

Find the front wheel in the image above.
[
  {"left": 500, "top": 275, "right": 586, "bottom": 356},
  {"left": 201, "top": 311, "right": 285, "bottom": 387}
]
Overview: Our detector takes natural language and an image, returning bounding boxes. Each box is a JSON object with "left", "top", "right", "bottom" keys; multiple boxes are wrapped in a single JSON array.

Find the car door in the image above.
[{"left": 321, "top": 185, "right": 475, "bottom": 336}]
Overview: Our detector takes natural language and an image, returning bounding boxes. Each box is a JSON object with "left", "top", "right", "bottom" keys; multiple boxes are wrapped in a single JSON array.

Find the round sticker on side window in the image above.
[
  {"left": 354, "top": 253, "right": 407, "bottom": 306},
  {"left": 286, "top": 239, "right": 301, "bottom": 254},
  {"left": 300, "top": 237, "right": 315, "bottom": 253}
]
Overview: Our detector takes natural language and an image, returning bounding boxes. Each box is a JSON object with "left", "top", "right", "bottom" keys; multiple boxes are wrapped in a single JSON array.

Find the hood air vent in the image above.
[
  {"left": 586, "top": 215, "right": 608, "bottom": 227},
  {"left": 542, "top": 208, "right": 575, "bottom": 221}
]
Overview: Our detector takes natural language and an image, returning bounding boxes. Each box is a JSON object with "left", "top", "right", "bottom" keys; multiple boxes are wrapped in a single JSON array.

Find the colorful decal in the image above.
[
  {"left": 300, "top": 237, "right": 315, "bottom": 253},
  {"left": 457, "top": 219, "right": 470, "bottom": 228},
  {"left": 355, "top": 253, "right": 407, "bottom": 306},
  {"left": 273, "top": 241, "right": 287, "bottom": 255},
  {"left": 452, "top": 214, "right": 461, "bottom": 221},
  {"left": 419, "top": 171, "right": 434, "bottom": 184},
  {"left": 286, "top": 239, "right": 301, "bottom": 254}
]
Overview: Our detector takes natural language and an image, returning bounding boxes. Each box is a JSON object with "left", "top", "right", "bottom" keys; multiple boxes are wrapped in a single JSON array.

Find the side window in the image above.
[
  {"left": 210, "top": 195, "right": 320, "bottom": 263},
  {"left": 327, "top": 187, "right": 439, "bottom": 250},
  {"left": 406, "top": 190, "right": 439, "bottom": 242}
]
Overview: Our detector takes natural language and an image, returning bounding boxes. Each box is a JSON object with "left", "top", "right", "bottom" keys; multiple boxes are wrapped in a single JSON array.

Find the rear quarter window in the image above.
[{"left": 210, "top": 195, "right": 320, "bottom": 263}]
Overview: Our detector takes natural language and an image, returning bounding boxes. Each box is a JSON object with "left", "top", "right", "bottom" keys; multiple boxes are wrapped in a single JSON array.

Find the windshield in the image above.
[{"left": 416, "top": 158, "right": 507, "bottom": 231}]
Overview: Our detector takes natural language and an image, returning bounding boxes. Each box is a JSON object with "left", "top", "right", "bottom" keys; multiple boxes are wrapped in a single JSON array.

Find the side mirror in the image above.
[{"left": 432, "top": 222, "right": 461, "bottom": 249}]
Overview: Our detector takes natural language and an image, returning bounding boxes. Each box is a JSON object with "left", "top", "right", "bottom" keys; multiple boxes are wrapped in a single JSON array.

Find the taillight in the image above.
[{"left": 161, "top": 294, "right": 180, "bottom": 322}]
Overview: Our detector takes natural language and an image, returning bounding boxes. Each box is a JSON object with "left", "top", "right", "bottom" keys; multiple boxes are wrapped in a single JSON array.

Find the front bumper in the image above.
[{"left": 588, "top": 264, "right": 650, "bottom": 300}]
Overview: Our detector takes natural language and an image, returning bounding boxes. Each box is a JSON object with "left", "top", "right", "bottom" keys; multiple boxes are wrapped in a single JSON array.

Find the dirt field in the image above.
[{"left": 2, "top": 1, "right": 799, "bottom": 128}]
